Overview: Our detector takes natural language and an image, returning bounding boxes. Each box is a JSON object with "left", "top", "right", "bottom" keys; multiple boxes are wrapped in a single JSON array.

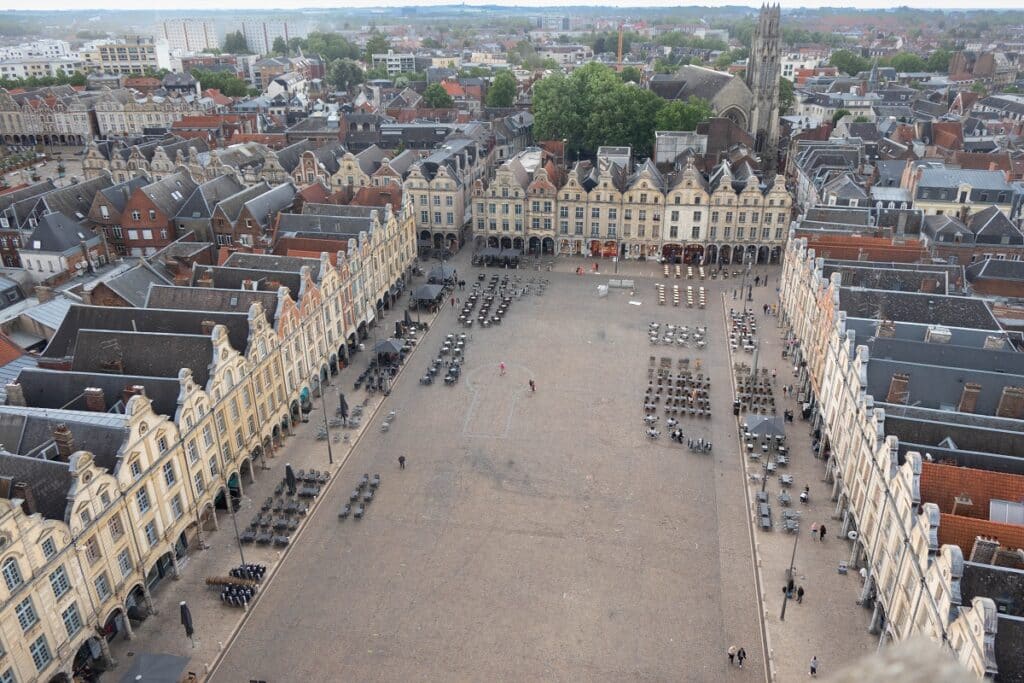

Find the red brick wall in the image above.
[{"left": 939, "top": 513, "right": 1024, "bottom": 554}]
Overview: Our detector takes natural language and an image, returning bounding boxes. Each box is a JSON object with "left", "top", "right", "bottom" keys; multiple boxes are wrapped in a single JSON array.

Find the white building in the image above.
[
  {"left": 0, "top": 57, "right": 85, "bottom": 81},
  {"left": 242, "top": 20, "right": 291, "bottom": 56},
  {"left": 371, "top": 51, "right": 416, "bottom": 76},
  {"left": 0, "top": 39, "right": 71, "bottom": 61},
  {"left": 158, "top": 19, "right": 220, "bottom": 54},
  {"left": 95, "top": 37, "right": 174, "bottom": 75},
  {"left": 781, "top": 52, "right": 823, "bottom": 82}
]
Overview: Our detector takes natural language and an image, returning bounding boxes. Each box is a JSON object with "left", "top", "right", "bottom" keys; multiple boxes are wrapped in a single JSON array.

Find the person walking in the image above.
[
  {"left": 811, "top": 522, "right": 818, "bottom": 538},
  {"left": 398, "top": 455, "right": 406, "bottom": 470},
  {"left": 499, "top": 362, "right": 506, "bottom": 376},
  {"left": 797, "top": 585, "right": 805, "bottom": 603},
  {"left": 819, "top": 524, "right": 827, "bottom": 542},
  {"left": 810, "top": 656, "right": 818, "bottom": 677},
  {"left": 529, "top": 379, "right": 536, "bottom": 392},
  {"left": 737, "top": 647, "right": 746, "bottom": 669},
  {"left": 727, "top": 645, "right": 737, "bottom": 666}
]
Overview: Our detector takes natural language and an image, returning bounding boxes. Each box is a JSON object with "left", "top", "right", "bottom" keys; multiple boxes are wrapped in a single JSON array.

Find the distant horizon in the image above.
[{"left": 3, "top": 0, "right": 1024, "bottom": 13}]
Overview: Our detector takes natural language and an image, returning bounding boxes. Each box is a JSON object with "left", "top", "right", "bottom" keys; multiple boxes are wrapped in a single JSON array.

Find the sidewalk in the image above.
[
  {"left": 728, "top": 276, "right": 875, "bottom": 681},
  {"left": 105, "top": 280, "right": 446, "bottom": 680}
]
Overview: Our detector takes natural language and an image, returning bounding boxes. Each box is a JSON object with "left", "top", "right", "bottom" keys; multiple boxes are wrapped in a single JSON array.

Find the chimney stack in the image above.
[
  {"left": 53, "top": 423, "right": 74, "bottom": 461},
  {"left": 242, "top": 279, "right": 253, "bottom": 291},
  {"left": 5, "top": 382, "right": 24, "bottom": 406},
  {"left": 11, "top": 481, "right": 36, "bottom": 516},
  {"left": 34, "top": 286, "right": 55, "bottom": 303},
  {"left": 957, "top": 383, "right": 981, "bottom": 413},
  {"left": 886, "top": 372, "right": 911, "bottom": 404},
  {"left": 877, "top": 320, "right": 897, "bottom": 338},
  {"left": 122, "top": 383, "right": 146, "bottom": 405},
  {"left": 84, "top": 387, "right": 106, "bottom": 412},
  {"left": 197, "top": 271, "right": 214, "bottom": 288},
  {"left": 200, "top": 320, "right": 216, "bottom": 335},
  {"left": 995, "top": 386, "right": 1024, "bottom": 420}
]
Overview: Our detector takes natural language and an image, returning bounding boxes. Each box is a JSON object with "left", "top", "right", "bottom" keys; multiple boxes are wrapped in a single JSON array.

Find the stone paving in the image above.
[{"left": 102, "top": 253, "right": 874, "bottom": 683}]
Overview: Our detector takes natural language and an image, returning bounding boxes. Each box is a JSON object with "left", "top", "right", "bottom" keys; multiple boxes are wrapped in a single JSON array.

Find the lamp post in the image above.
[
  {"left": 780, "top": 528, "right": 799, "bottom": 621},
  {"left": 320, "top": 385, "right": 335, "bottom": 465},
  {"left": 226, "top": 493, "right": 246, "bottom": 565}
]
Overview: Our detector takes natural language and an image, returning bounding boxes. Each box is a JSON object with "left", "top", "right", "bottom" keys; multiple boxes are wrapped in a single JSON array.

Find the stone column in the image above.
[
  {"left": 94, "top": 632, "right": 118, "bottom": 668},
  {"left": 868, "top": 600, "right": 883, "bottom": 634}
]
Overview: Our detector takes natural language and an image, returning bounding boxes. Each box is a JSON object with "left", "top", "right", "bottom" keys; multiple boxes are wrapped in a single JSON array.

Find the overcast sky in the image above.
[{"left": 5, "top": 0, "right": 1024, "bottom": 11}]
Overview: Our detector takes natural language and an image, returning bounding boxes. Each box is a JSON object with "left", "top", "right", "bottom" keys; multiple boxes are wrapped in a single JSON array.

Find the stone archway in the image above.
[
  {"left": 770, "top": 246, "right": 782, "bottom": 264},
  {"left": 720, "top": 105, "right": 748, "bottom": 130},
  {"left": 662, "top": 243, "right": 683, "bottom": 263},
  {"left": 757, "top": 245, "right": 769, "bottom": 264},
  {"left": 433, "top": 233, "right": 444, "bottom": 249},
  {"left": 542, "top": 237, "right": 555, "bottom": 255},
  {"left": 706, "top": 244, "right": 719, "bottom": 264},
  {"left": 528, "top": 236, "right": 541, "bottom": 254},
  {"left": 720, "top": 244, "right": 732, "bottom": 264}
]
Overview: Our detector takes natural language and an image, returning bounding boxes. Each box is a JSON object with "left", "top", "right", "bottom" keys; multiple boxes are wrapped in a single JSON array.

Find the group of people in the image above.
[{"left": 729, "top": 647, "right": 820, "bottom": 677}]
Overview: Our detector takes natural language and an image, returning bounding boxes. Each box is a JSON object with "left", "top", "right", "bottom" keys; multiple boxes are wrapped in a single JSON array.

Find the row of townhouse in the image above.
[
  {"left": 0, "top": 199, "right": 416, "bottom": 680},
  {"left": 471, "top": 148, "right": 793, "bottom": 264},
  {"left": 778, "top": 235, "right": 1024, "bottom": 680}
]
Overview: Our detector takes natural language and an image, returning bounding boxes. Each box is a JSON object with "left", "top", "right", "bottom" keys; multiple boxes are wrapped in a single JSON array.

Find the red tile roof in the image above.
[
  {"left": 351, "top": 186, "right": 402, "bottom": 211},
  {"left": 921, "top": 462, "right": 1024, "bottom": 520},
  {"left": 939, "top": 513, "right": 1024, "bottom": 554}
]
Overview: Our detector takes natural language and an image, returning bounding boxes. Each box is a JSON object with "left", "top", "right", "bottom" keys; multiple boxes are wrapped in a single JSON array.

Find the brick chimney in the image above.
[
  {"left": 200, "top": 320, "right": 216, "bottom": 335},
  {"left": 957, "top": 383, "right": 981, "bottom": 413},
  {"left": 969, "top": 537, "right": 1000, "bottom": 564},
  {"left": 919, "top": 278, "right": 938, "bottom": 293},
  {"left": 995, "top": 386, "right": 1024, "bottom": 419},
  {"left": 122, "top": 383, "right": 146, "bottom": 405},
  {"left": 53, "top": 423, "right": 74, "bottom": 461},
  {"left": 34, "top": 285, "right": 55, "bottom": 303},
  {"left": 886, "top": 373, "right": 911, "bottom": 404},
  {"left": 265, "top": 279, "right": 281, "bottom": 291},
  {"left": 242, "top": 279, "right": 254, "bottom": 291},
  {"left": 877, "top": 320, "right": 897, "bottom": 338},
  {"left": 197, "top": 271, "right": 215, "bottom": 288},
  {"left": 11, "top": 481, "right": 36, "bottom": 516},
  {"left": 5, "top": 382, "right": 24, "bottom": 406},
  {"left": 84, "top": 387, "right": 106, "bottom": 412}
]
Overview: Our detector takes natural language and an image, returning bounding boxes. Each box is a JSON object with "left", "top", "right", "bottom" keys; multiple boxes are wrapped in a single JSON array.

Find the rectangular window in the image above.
[
  {"left": 49, "top": 566, "right": 71, "bottom": 599},
  {"left": 248, "top": 415, "right": 257, "bottom": 436},
  {"left": 194, "top": 471, "right": 206, "bottom": 494},
  {"left": 41, "top": 537, "right": 57, "bottom": 560},
  {"left": 95, "top": 572, "right": 112, "bottom": 601},
  {"left": 202, "top": 425, "right": 214, "bottom": 448},
  {"left": 170, "top": 494, "right": 183, "bottom": 521},
  {"left": 691, "top": 226, "right": 700, "bottom": 239},
  {"left": 29, "top": 635, "right": 51, "bottom": 672},
  {"left": 209, "top": 455, "right": 220, "bottom": 477},
  {"left": 737, "top": 227, "right": 745, "bottom": 239},
  {"left": 591, "top": 208, "right": 599, "bottom": 219},
  {"left": 187, "top": 440, "right": 199, "bottom": 464},
  {"left": 738, "top": 212, "right": 746, "bottom": 223},
  {"left": 162, "top": 462, "right": 176, "bottom": 487},
  {"left": 724, "top": 227, "right": 731, "bottom": 239},
  {"left": 559, "top": 206, "right": 568, "bottom": 218},
  {"left": 15, "top": 597, "right": 38, "bottom": 631},
  {"left": 136, "top": 487, "right": 150, "bottom": 514},
  {"left": 235, "top": 428, "right": 244, "bottom": 449},
  {"left": 559, "top": 221, "right": 568, "bottom": 234},
  {"left": 144, "top": 521, "right": 158, "bottom": 547},
  {"left": 693, "top": 211, "right": 702, "bottom": 221},
  {"left": 216, "top": 412, "right": 226, "bottom": 434},
  {"left": 725, "top": 212, "right": 733, "bottom": 222},
  {"left": 117, "top": 548, "right": 132, "bottom": 577},
  {"left": 433, "top": 212, "right": 441, "bottom": 224},
  {"left": 0, "top": 668, "right": 14, "bottom": 683},
  {"left": 669, "top": 226, "right": 678, "bottom": 239},
  {"left": 62, "top": 603, "right": 83, "bottom": 638},
  {"left": 590, "top": 223, "right": 599, "bottom": 237},
  {"left": 751, "top": 212, "right": 759, "bottom": 223}
]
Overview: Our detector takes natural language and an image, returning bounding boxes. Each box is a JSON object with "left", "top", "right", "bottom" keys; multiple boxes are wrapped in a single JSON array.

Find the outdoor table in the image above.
[
  {"left": 779, "top": 474, "right": 794, "bottom": 487},
  {"left": 760, "top": 516, "right": 772, "bottom": 530},
  {"left": 350, "top": 489, "right": 360, "bottom": 502},
  {"left": 776, "top": 455, "right": 789, "bottom": 467},
  {"left": 758, "top": 502, "right": 770, "bottom": 517},
  {"left": 778, "top": 446, "right": 788, "bottom": 457},
  {"left": 761, "top": 443, "right": 769, "bottom": 454},
  {"left": 765, "top": 461, "right": 776, "bottom": 474},
  {"left": 756, "top": 491, "right": 768, "bottom": 503},
  {"left": 779, "top": 491, "right": 791, "bottom": 506},
  {"left": 783, "top": 509, "right": 800, "bottom": 520},
  {"left": 784, "top": 519, "right": 799, "bottom": 533}
]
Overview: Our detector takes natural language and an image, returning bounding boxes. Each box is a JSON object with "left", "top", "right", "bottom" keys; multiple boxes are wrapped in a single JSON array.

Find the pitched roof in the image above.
[
  {"left": 71, "top": 329, "right": 216, "bottom": 385},
  {"left": 139, "top": 172, "right": 199, "bottom": 216},
  {"left": 98, "top": 262, "right": 172, "bottom": 307},
  {"left": 98, "top": 176, "right": 150, "bottom": 214},
  {"left": 145, "top": 285, "right": 277, "bottom": 324},
  {"left": 214, "top": 181, "right": 273, "bottom": 222},
  {"left": 175, "top": 174, "right": 246, "bottom": 220},
  {"left": 24, "top": 212, "right": 101, "bottom": 254}
]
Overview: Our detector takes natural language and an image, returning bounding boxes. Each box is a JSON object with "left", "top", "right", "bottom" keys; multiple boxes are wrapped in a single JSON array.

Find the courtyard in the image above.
[{"left": 209, "top": 258, "right": 765, "bottom": 682}]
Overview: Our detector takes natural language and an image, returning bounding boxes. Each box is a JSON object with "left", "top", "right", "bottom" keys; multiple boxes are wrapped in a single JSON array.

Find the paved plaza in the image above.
[{"left": 109, "top": 254, "right": 873, "bottom": 683}]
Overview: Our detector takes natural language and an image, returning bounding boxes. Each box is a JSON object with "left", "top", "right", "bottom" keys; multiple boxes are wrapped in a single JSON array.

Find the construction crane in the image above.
[{"left": 616, "top": 22, "right": 624, "bottom": 72}]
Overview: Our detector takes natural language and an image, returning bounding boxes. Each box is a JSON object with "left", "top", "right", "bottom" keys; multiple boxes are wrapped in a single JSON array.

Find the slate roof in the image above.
[
  {"left": 99, "top": 262, "right": 172, "bottom": 307},
  {"left": 140, "top": 172, "right": 199, "bottom": 216},
  {"left": 98, "top": 176, "right": 150, "bottom": 214},
  {"left": 917, "top": 168, "right": 1012, "bottom": 192},
  {"left": 275, "top": 140, "right": 315, "bottom": 173},
  {"left": 650, "top": 65, "right": 737, "bottom": 101},
  {"left": 175, "top": 175, "right": 245, "bottom": 220},
  {"left": 223, "top": 253, "right": 321, "bottom": 280},
  {"left": 839, "top": 288, "right": 1001, "bottom": 330},
  {"left": 24, "top": 212, "right": 101, "bottom": 254},
  {"left": 967, "top": 206, "right": 1022, "bottom": 243},
  {"left": 43, "top": 304, "right": 252, "bottom": 360},
  {"left": 354, "top": 145, "right": 387, "bottom": 174},
  {"left": 966, "top": 258, "right": 1024, "bottom": 283},
  {"left": 822, "top": 263, "right": 950, "bottom": 294},
  {"left": 70, "top": 329, "right": 215, "bottom": 386},
  {"left": 145, "top": 285, "right": 278, "bottom": 324},
  {"left": 0, "top": 180, "right": 55, "bottom": 213},
  {"left": 14, "top": 367, "right": 181, "bottom": 418},
  {"left": 11, "top": 175, "right": 113, "bottom": 226},
  {"left": 214, "top": 182, "right": 273, "bottom": 222},
  {"left": 0, "top": 452, "right": 74, "bottom": 520},
  {"left": 241, "top": 183, "right": 297, "bottom": 229},
  {"left": 191, "top": 265, "right": 302, "bottom": 299}
]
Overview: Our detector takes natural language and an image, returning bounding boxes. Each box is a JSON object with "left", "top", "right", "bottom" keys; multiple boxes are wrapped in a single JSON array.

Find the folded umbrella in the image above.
[
  {"left": 285, "top": 464, "right": 297, "bottom": 495},
  {"left": 180, "top": 601, "right": 194, "bottom": 641}
]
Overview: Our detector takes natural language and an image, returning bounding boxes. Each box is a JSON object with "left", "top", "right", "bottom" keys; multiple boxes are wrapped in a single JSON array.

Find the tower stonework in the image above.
[{"left": 746, "top": 4, "right": 782, "bottom": 172}]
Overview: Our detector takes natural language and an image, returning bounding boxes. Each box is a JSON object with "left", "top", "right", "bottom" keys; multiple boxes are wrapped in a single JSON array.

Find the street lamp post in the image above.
[
  {"left": 780, "top": 521, "right": 800, "bottom": 621},
  {"left": 320, "top": 386, "right": 334, "bottom": 465},
  {"left": 226, "top": 494, "right": 246, "bottom": 566}
]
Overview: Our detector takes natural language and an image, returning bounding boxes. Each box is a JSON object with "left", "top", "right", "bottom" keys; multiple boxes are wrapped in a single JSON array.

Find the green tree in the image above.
[
  {"left": 926, "top": 49, "right": 952, "bottom": 73},
  {"left": 887, "top": 52, "right": 926, "bottom": 73},
  {"left": 327, "top": 59, "right": 364, "bottom": 91},
  {"left": 619, "top": 66, "right": 643, "bottom": 83},
  {"left": 365, "top": 30, "right": 391, "bottom": 64},
  {"left": 222, "top": 31, "right": 250, "bottom": 54},
  {"left": 1004, "top": 85, "right": 1022, "bottom": 94},
  {"left": 831, "top": 108, "right": 852, "bottom": 127},
  {"left": 778, "top": 77, "right": 794, "bottom": 116},
  {"left": 272, "top": 36, "right": 288, "bottom": 56},
  {"left": 653, "top": 58, "right": 677, "bottom": 74},
  {"left": 654, "top": 97, "right": 712, "bottom": 132},
  {"left": 422, "top": 82, "right": 454, "bottom": 108},
  {"left": 829, "top": 50, "right": 870, "bottom": 77},
  {"left": 853, "top": 115, "right": 871, "bottom": 123},
  {"left": 485, "top": 70, "right": 517, "bottom": 107},
  {"left": 305, "top": 33, "right": 360, "bottom": 61},
  {"left": 191, "top": 69, "right": 250, "bottom": 97},
  {"left": 970, "top": 82, "right": 988, "bottom": 97},
  {"left": 364, "top": 65, "right": 389, "bottom": 81},
  {"left": 421, "top": 37, "right": 442, "bottom": 49}
]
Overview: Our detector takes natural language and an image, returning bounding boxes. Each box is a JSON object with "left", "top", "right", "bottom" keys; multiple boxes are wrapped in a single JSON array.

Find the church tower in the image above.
[{"left": 746, "top": 4, "right": 782, "bottom": 172}]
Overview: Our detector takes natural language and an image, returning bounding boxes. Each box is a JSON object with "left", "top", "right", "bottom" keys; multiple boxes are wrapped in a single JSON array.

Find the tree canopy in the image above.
[
  {"left": 422, "top": 83, "right": 454, "bottom": 108},
  {"left": 619, "top": 66, "right": 643, "bottom": 84},
  {"left": 191, "top": 69, "right": 250, "bottom": 97},
  {"left": 0, "top": 71, "right": 86, "bottom": 91},
  {"left": 485, "top": 71, "right": 517, "bottom": 108},
  {"left": 828, "top": 50, "right": 870, "bottom": 77},
  {"left": 222, "top": 31, "right": 250, "bottom": 54},
  {"left": 297, "top": 32, "right": 361, "bottom": 61},
  {"left": 654, "top": 97, "right": 713, "bottom": 132},
  {"left": 365, "top": 30, "right": 391, "bottom": 64},
  {"left": 272, "top": 36, "right": 288, "bottom": 56},
  {"left": 778, "top": 77, "right": 794, "bottom": 116},
  {"left": 326, "top": 59, "right": 364, "bottom": 92},
  {"left": 532, "top": 63, "right": 711, "bottom": 159}
]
